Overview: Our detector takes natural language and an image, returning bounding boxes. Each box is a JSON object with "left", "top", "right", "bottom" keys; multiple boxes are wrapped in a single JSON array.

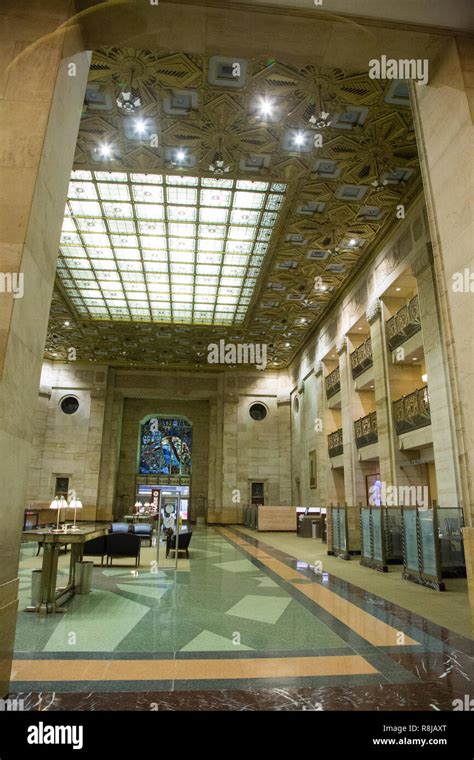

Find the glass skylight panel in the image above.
[
  {"left": 168, "top": 206, "right": 197, "bottom": 222},
  {"left": 166, "top": 187, "right": 197, "bottom": 205},
  {"left": 95, "top": 172, "right": 128, "bottom": 182},
  {"left": 59, "top": 172, "right": 287, "bottom": 324},
  {"left": 97, "top": 183, "right": 130, "bottom": 201},
  {"left": 102, "top": 202, "right": 133, "bottom": 218},
  {"left": 130, "top": 173, "right": 163, "bottom": 184},
  {"left": 69, "top": 182, "right": 97, "bottom": 199},
  {"left": 199, "top": 207, "right": 228, "bottom": 224},
  {"left": 234, "top": 192, "right": 265, "bottom": 209},
  {"left": 166, "top": 175, "right": 198, "bottom": 186},
  {"left": 107, "top": 219, "right": 136, "bottom": 235},
  {"left": 76, "top": 218, "right": 106, "bottom": 233}
]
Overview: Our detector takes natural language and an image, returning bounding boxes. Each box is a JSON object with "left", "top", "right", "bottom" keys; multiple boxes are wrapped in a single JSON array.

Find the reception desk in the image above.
[{"left": 257, "top": 506, "right": 297, "bottom": 532}]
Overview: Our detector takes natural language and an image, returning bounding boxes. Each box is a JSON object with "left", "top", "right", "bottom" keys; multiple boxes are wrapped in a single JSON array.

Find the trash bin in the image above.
[
  {"left": 311, "top": 520, "right": 317, "bottom": 539},
  {"left": 31, "top": 569, "right": 42, "bottom": 607},
  {"left": 75, "top": 561, "right": 93, "bottom": 594}
]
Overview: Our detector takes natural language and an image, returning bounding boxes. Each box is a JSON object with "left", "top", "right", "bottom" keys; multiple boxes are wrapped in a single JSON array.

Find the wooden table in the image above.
[{"left": 22, "top": 524, "right": 108, "bottom": 614}]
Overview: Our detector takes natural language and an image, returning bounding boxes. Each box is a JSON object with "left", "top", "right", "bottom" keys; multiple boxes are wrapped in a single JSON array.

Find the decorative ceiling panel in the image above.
[{"left": 46, "top": 48, "right": 421, "bottom": 369}]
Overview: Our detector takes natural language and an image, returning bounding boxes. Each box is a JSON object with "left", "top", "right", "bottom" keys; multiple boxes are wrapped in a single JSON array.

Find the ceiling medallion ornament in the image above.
[{"left": 208, "top": 139, "right": 231, "bottom": 174}]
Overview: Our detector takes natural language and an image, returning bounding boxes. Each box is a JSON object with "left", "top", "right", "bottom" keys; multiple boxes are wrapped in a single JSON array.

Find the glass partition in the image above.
[
  {"left": 360, "top": 507, "right": 403, "bottom": 571},
  {"left": 401, "top": 506, "right": 466, "bottom": 591}
]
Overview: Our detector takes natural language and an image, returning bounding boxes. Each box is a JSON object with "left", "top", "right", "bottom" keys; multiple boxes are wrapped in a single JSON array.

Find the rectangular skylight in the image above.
[{"left": 58, "top": 171, "right": 286, "bottom": 325}]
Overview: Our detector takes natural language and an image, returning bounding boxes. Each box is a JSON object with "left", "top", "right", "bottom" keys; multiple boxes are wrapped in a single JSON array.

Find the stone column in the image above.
[
  {"left": 412, "top": 244, "right": 462, "bottom": 507},
  {"left": 338, "top": 337, "right": 355, "bottom": 505},
  {"left": 0, "top": 4, "right": 89, "bottom": 695},
  {"left": 206, "top": 399, "right": 218, "bottom": 520},
  {"left": 410, "top": 38, "right": 474, "bottom": 619},
  {"left": 277, "top": 392, "right": 291, "bottom": 505},
  {"left": 367, "top": 299, "right": 396, "bottom": 487},
  {"left": 315, "top": 362, "right": 329, "bottom": 506},
  {"left": 221, "top": 378, "right": 239, "bottom": 523}
]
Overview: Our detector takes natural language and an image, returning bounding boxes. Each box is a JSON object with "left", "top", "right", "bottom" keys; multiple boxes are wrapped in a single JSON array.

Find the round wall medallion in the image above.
[
  {"left": 60, "top": 396, "right": 79, "bottom": 415},
  {"left": 249, "top": 402, "right": 267, "bottom": 421}
]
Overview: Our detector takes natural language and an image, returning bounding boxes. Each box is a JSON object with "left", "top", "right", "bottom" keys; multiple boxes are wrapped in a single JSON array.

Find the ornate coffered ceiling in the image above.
[{"left": 45, "top": 48, "right": 421, "bottom": 369}]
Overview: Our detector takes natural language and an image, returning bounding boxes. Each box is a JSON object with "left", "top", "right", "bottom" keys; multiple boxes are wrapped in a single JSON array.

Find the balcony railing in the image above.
[
  {"left": 354, "top": 411, "right": 378, "bottom": 448},
  {"left": 328, "top": 428, "right": 343, "bottom": 458},
  {"left": 350, "top": 337, "right": 373, "bottom": 379},
  {"left": 325, "top": 367, "right": 340, "bottom": 399},
  {"left": 393, "top": 386, "right": 431, "bottom": 435},
  {"left": 386, "top": 295, "right": 421, "bottom": 351}
]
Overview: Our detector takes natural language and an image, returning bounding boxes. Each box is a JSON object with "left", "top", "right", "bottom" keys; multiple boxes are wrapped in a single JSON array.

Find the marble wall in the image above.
[
  {"left": 26, "top": 362, "right": 108, "bottom": 508},
  {"left": 0, "top": 1, "right": 89, "bottom": 698},
  {"left": 26, "top": 365, "right": 292, "bottom": 524}
]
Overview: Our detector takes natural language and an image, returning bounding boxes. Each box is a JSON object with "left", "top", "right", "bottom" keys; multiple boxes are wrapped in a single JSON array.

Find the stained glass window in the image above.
[{"left": 139, "top": 416, "right": 192, "bottom": 476}]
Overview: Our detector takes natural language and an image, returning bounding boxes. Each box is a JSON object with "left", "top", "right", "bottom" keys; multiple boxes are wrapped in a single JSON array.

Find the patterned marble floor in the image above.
[{"left": 10, "top": 526, "right": 474, "bottom": 710}]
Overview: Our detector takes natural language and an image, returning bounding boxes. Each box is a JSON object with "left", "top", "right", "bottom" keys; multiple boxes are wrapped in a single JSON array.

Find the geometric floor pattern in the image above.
[{"left": 11, "top": 526, "right": 474, "bottom": 710}]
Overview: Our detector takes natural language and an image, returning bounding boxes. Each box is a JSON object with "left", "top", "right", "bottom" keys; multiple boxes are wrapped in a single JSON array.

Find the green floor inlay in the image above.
[
  {"left": 226, "top": 595, "right": 292, "bottom": 624},
  {"left": 213, "top": 559, "right": 259, "bottom": 573},
  {"left": 15, "top": 528, "right": 348, "bottom": 655},
  {"left": 116, "top": 584, "right": 172, "bottom": 601},
  {"left": 180, "top": 629, "right": 254, "bottom": 652},
  {"left": 43, "top": 590, "right": 150, "bottom": 652}
]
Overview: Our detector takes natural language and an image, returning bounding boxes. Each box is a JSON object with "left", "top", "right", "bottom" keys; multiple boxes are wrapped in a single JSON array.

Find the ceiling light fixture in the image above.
[
  {"left": 370, "top": 152, "right": 391, "bottom": 192},
  {"left": 116, "top": 62, "right": 142, "bottom": 113},
  {"left": 134, "top": 118, "right": 148, "bottom": 135},
  {"left": 308, "top": 84, "right": 332, "bottom": 129},
  {"left": 293, "top": 131, "right": 306, "bottom": 147},
  {"left": 258, "top": 97, "right": 274, "bottom": 118},
  {"left": 98, "top": 143, "right": 113, "bottom": 159},
  {"left": 208, "top": 138, "right": 231, "bottom": 174},
  {"left": 395, "top": 287, "right": 401, "bottom": 291},
  {"left": 421, "top": 373, "right": 428, "bottom": 383}
]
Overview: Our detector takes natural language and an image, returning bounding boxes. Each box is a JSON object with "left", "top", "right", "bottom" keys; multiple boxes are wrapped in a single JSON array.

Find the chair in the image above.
[
  {"left": 166, "top": 531, "right": 192, "bottom": 559},
  {"left": 109, "top": 522, "right": 130, "bottom": 534},
  {"left": 106, "top": 533, "right": 141, "bottom": 567},
  {"left": 83, "top": 536, "right": 107, "bottom": 566},
  {"left": 132, "top": 523, "right": 153, "bottom": 546}
]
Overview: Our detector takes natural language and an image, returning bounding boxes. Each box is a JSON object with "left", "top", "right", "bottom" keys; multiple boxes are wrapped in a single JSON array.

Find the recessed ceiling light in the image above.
[
  {"left": 64, "top": 321, "right": 70, "bottom": 327},
  {"left": 358, "top": 326, "right": 363, "bottom": 330},
  {"left": 285, "top": 342, "right": 291, "bottom": 347},
  {"left": 396, "top": 287, "right": 401, "bottom": 292},
  {"left": 176, "top": 149, "right": 186, "bottom": 162},
  {"left": 258, "top": 97, "right": 274, "bottom": 117},
  {"left": 293, "top": 132, "right": 306, "bottom": 147},
  {"left": 349, "top": 238, "right": 357, "bottom": 246},
  {"left": 370, "top": 385, "right": 374, "bottom": 388},
  {"left": 413, "top": 357, "right": 418, "bottom": 360},
  {"left": 99, "top": 143, "right": 112, "bottom": 158},
  {"left": 134, "top": 118, "right": 147, "bottom": 135}
]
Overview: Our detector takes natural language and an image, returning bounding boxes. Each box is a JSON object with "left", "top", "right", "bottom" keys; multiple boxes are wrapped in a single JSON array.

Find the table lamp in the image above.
[
  {"left": 134, "top": 500, "right": 142, "bottom": 513},
  {"left": 49, "top": 495, "right": 68, "bottom": 530},
  {"left": 68, "top": 496, "right": 83, "bottom": 529}
]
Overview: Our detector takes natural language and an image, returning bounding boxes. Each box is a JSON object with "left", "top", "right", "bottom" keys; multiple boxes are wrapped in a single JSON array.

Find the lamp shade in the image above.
[
  {"left": 68, "top": 498, "right": 83, "bottom": 510},
  {"left": 49, "top": 496, "right": 68, "bottom": 510}
]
